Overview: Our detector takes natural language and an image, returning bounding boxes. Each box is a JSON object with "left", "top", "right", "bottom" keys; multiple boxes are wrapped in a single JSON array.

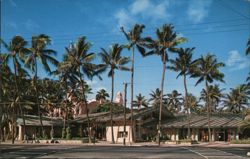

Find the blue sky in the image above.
[{"left": 1, "top": 0, "right": 250, "bottom": 104}]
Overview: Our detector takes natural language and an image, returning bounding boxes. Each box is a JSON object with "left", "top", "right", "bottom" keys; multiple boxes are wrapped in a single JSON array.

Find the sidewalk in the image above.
[{"left": 1, "top": 140, "right": 250, "bottom": 148}]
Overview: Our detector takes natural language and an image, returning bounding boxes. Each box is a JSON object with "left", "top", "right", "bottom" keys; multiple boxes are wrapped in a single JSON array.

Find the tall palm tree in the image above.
[
  {"left": 62, "top": 37, "right": 101, "bottom": 143},
  {"left": 186, "top": 93, "right": 202, "bottom": 114},
  {"left": 191, "top": 54, "right": 225, "bottom": 142},
  {"left": 166, "top": 90, "right": 183, "bottom": 113},
  {"left": 223, "top": 85, "right": 249, "bottom": 113},
  {"left": 96, "top": 89, "right": 109, "bottom": 104},
  {"left": 121, "top": 24, "right": 146, "bottom": 140},
  {"left": 25, "top": 34, "right": 58, "bottom": 137},
  {"left": 99, "top": 44, "right": 130, "bottom": 143},
  {"left": 200, "top": 84, "right": 224, "bottom": 112},
  {"left": 1, "top": 36, "right": 28, "bottom": 144},
  {"left": 54, "top": 51, "right": 79, "bottom": 130},
  {"left": 246, "top": 38, "right": 250, "bottom": 55},
  {"left": 133, "top": 93, "right": 148, "bottom": 110},
  {"left": 0, "top": 53, "right": 12, "bottom": 142},
  {"left": 168, "top": 47, "right": 197, "bottom": 138},
  {"left": 143, "top": 24, "right": 186, "bottom": 145}
]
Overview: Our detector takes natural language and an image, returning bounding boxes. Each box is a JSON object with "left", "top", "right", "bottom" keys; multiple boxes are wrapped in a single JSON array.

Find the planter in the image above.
[{"left": 164, "top": 140, "right": 198, "bottom": 145}]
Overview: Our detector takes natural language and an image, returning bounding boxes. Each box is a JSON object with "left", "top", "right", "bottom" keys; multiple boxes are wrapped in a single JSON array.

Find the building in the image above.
[{"left": 14, "top": 107, "right": 249, "bottom": 143}]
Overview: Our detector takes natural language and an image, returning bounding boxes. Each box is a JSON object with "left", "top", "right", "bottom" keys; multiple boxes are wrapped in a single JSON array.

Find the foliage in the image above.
[
  {"left": 230, "top": 139, "right": 250, "bottom": 144},
  {"left": 166, "top": 90, "right": 183, "bottom": 113},
  {"left": 223, "top": 84, "right": 249, "bottom": 113},
  {"left": 133, "top": 93, "right": 148, "bottom": 109},
  {"left": 61, "top": 128, "right": 66, "bottom": 139},
  {"left": 96, "top": 89, "right": 109, "bottom": 103},
  {"left": 66, "top": 126, "right": 72, "bottom": 140},
  {"left": 148, "top": 88, "right": 167, "bottom": 108},
  {"left": 93, "top": 103, "right": 125, "bottom": 113}
]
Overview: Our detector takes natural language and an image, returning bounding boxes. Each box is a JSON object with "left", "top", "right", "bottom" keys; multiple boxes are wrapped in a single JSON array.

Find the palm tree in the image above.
[
  {"left": 166, "top": 90, "right": 183, "bottom": 113},
  {"left": 0, "top": 53, "right": 12, "bottom": 142},
  {"left": 133, "top": 93, "right": 148, "bottom": 110},
  {"left": 143, "top": 24, "right": 186, "bottom": 145},
  {"left": 99, "top": 44, "right": 130, "bottom": 143},
  {"left": 54, "top": 51, "right": 79, "bottom": 130},
  {"left": 168, "top": 47, "right": 197, "bottom": 138},
  {"left": 121, "top": 24, "right": 146, "bottom": 140},
  {"left": 1, "top": 36, "right": 28, "bottom": 144},
  {"left": 200, "top": 84, "right": 224, "bottom": 112},
  {"left": 186, "top": 93, "right": 202, "bottom": 114},
  {"left": 25, "top": 34, "right": 58, "bottom": 137},
  {"left": 96, "top": 89, "right": 109, "bottom": 104},
  {"left": 191, "top": 54, "right": 225, "bottom": 142},
  {"left": 246, "top": 38, "right": 250, "bottom": 55},
  {"left": 223, "top": 85, "right": 249, "bottom": 113},
  {"left": 148, "top": 88, "right": 167, "bottom": 108},
  {"left": 62, "top": 37, "right": 101, "bottom": 143}
]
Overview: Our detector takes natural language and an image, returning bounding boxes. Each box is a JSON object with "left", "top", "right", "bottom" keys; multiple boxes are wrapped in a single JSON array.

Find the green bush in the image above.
[
  {"left": 43, "top": 130, "right": 49, "bottom": 140},
  {"left": 230, "top": 139, "right": 250, "bottom": 144},
  {"left": 61, "top": 128, "right": 66, "bottom": 139},
  {"left": 66, "top": 127, "right": 72, "bottom": 140}
]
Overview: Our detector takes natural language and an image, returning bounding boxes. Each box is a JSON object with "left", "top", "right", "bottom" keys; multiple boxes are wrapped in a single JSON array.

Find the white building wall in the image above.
[{"left": 106, "top": 126, "right": 132, "bottom": 143}]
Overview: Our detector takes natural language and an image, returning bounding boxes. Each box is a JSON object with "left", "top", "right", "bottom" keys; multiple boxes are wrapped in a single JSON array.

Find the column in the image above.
[
  {"left": 18, "top": 125, "right": 23, "bottom": 141},
  {"left": 211, "top": 129, "right": 215, "bottom": 141},
  {"left": 195, "top": 129, "right": 199, "bottom": 141},
  {"left": 176, "top": 129, "right": 179, "bottom": 141},
  {"left": 236, "top": 130, "right": 239, "bottom": 140}
]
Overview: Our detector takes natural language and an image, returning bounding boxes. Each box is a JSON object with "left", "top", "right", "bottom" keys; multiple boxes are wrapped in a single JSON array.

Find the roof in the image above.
[
  {"left": 17, "top": 115, "right": 63, "bottom": 126},
  {"left": 162, "top": 114, "right": 243, "bottom": 129},
  {"left": 73, "top": 106, "right": 173, "bottom": 124}
]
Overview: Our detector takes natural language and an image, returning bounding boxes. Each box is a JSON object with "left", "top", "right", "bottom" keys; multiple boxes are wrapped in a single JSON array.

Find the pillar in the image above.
[
  {"left": 194, "top": 129, "right": 199, "bottom": 141},
  {"left": 211, "top": 128, "right": 215, "bottom": 141},
  {"left": 18, "top": 125, "right": 23, "bottom": 141},
  {"left": 176, "top": 129, "right": 179, "bottom": 141}
]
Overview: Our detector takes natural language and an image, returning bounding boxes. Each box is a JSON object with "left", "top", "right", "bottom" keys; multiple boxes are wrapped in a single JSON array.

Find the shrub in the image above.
[
  {"left": 43, "top": 130, "right": 49, "bottom": 140},
  {"left": 66, "top": 126, "right": 72, "bottom": 140},
  {"left": 230, "top": 139, "right": 250, "bottom": 144},
  {"left": 61, "top": 128, "right": 66, "bottom": 139}
]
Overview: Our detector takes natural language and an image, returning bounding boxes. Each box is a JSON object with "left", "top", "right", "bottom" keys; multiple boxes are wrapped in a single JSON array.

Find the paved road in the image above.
[{"left": 0, "top": 144, "right": 249, "bottom": 158}]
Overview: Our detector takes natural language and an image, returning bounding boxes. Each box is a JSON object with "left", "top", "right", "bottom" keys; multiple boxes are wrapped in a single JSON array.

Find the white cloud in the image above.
[
  {"left": 114, "top": 0, "right": 170, "bottom": 29},
  {"left": 226, "top": 50, "right": 250, "bottom": 70},
  {"left": 24, "top": 19, "right": 40, "bottom": 31},
  {"left": 131, "top": 0, "right": 150, "bottom": 15},
  {"left": 187, "top": 0, "right": 213, "bottom": 23},
  {"left": 130, "top": 0, "right": 169, "bottom": 20},
  {"left": 114, "top": 9, "right": 135, "bottom": 29}
]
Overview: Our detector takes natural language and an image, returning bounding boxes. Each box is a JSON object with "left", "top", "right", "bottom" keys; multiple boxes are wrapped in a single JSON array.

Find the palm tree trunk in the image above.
[
  {"left": 13, "top": 58, "right": 26, "bottom": 140},
  {"left": 111, "top": 72, "right": 115, "bottom": 143},
  {"left": 11, "top": 106, "right": 15, "bottom": 144},
  {"left": 158, "top": 53, "right": 167, "bottom": 146},
  {"left": 205, "top": 80, "right": 211, "bottom": 142},
  {"left": 34, "top": 58, "right": 44, "bottom": 137},
  {"left": 63, "top": 80, "right": 68, "bottom": 130},
  {"left": 130, "top": 46, "right": 134, "bottom": 142},
  {"left": 184, "top": 74, "right": 191, "bottom": 139},
  {"left": 0, "top": 62, "right": 3, "bottom": 142},
  {"left": 78, "top": 69, "right": 92, "bottom": 143}
]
